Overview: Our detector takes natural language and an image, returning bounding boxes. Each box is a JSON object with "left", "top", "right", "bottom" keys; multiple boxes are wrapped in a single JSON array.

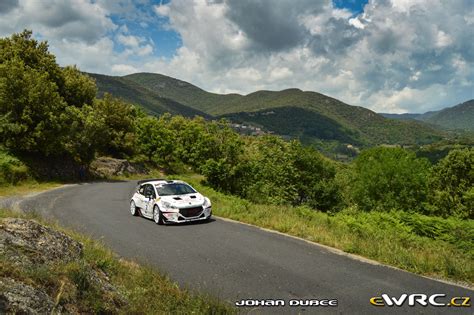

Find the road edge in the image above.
[{"left": 215, "top": 215, "right": 474, "bottom": 291}]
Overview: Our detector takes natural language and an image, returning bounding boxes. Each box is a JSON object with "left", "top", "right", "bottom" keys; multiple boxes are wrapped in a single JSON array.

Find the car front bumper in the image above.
[{"left": 162, "top": 207, "right": 212, "bottom": 223}]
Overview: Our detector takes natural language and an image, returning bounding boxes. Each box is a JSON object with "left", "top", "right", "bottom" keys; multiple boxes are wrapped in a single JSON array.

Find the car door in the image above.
[
  {"left": 135, "top": 185, "right": 146, "bottom": 210},
  {"left": 143, "top": 184, "right": 156, "bottom": 216}
]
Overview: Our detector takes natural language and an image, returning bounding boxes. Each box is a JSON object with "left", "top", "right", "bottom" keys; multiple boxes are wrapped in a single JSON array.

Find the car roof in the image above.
[{"left": 139, "top": 179, "right": 185, "bottom": 186}]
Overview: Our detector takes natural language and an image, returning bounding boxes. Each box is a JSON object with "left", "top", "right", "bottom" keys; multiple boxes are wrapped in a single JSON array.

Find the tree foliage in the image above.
[
  {"left": 202, "top": 136, "right": 341, "bottom": 210},
  {"left": 0, "top": 30, "right": 134, "bottom": 165},
  {"left": 427, "top": 148, "right": 474, "bottom": 218},
  {"left": 346, "top": 147, "right": 431, "bottom": 212},
  {"left": 61, "top": 65, "right": 96, "bottom": 107}
]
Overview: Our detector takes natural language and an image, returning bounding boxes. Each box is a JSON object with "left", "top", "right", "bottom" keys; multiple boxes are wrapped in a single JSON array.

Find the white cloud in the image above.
[
  {"left": 154, "top": 3, "right": 170, "bottom": 16},
  {"left": 111, "top": 63, "right": 138, "bottom": 75},
  {"left": 117, "top": 34, "right": 143, "bottom": 48},
  {"left": 435, "top": 30, "right": 453, "bottom": 48},
  {"left": 226, "top": 67, "right": 262, "bottom": 82},
  {"left": 1, "top": 0, "right": 472, "bottom": 113},
  {"left": 140, "top": 0, "right": 473, "bottom": 112},
  {"left": 349, "top": 17, "right": 365, "bottom": 29},
  {"left": 269, "top": 67, "right": 293, "bottom": 81},
  {"left": 137, "top": 44, "right": 153, "bottom": 56}
]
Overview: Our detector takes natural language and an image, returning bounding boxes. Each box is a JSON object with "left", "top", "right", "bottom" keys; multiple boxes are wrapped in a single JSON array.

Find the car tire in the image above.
[
  {"left": 153, "top": 205, "right": 164, "bottom": 225},
  {"left": 130, "top": 200, "right": 139, "bottom": 216}
]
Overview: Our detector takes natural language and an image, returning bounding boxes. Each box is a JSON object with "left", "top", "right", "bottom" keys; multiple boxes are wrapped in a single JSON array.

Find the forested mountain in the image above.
[
  {"left": 89, "top": 73, "right": 210, "bottom": 118},
  {"left": 91, "top": 72, "right": 446, "bottom": 145},
  {"left": 423, "top": 100, "right": 474, "bottom": 131},
  {"left": 380, "top": 100, "right": 474, "bottom": 131}
]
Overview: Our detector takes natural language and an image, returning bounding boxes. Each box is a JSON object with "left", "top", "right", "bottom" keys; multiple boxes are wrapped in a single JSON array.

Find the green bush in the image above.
[
  {"left": 0, "top": 31, "right": 140, "bottom": 169},
  {"left": 427, "top": 148, "right": 474, "bottom": 219},
  {"left": 202, "top": 136, "right": 342, "bottom": 211},
  {"left": 345, "top": 146, "right": 431, "bottom": 212},
  {"left": 0, "top": 151, "right": 28, "bottom": 184}
]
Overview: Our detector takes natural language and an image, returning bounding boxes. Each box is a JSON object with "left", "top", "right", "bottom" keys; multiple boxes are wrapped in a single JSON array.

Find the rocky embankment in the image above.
[
  {"left": 0, "top": 218, "right": 126, "bottom": 314},
  {"left": 89, "top": 157, "right": 147, "bottom": 178}
]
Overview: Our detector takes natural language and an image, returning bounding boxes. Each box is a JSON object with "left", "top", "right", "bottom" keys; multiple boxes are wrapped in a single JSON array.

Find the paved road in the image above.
[{"left": 7, "top": 181, "right": 473, "bottom": 314}]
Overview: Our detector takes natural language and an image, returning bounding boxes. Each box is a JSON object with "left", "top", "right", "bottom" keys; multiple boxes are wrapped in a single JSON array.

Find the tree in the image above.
[
  {"left": 291, "top": 141, "right": 342, "bottom": 211},
  {"left": 0, "top": 54, "right": 68, "bottom": 156},
  {"left": 136, "top": 114, "right": 176, "bottom": 166},
  {"left": 61, "top": 66, "right": 96, "bottom": 107},
  {"left": 347, "top": 147, "right": 431, "bottom": 212},
  {"left": 427, "top": 148, "right": 474, "bottom": 218},
  {"left": 0, "top": 30, "right": 136, "bottom": 171},
  {"left": 92, "top": 94, "right": 138, "bottom": 158}
]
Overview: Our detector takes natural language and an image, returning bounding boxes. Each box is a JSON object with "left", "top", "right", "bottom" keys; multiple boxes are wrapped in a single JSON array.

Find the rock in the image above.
[
  {"left": 0, "top": 218, "right": 83, "bottom": 267},
  {"left": 0, "top": 218, "right": 128, "bottom": 313},
  {"left": 0, "top": 278, "right": 58, "bottom": 314},
  {"left": 89, "top": 157, "right": 147, "bottom": 178}
]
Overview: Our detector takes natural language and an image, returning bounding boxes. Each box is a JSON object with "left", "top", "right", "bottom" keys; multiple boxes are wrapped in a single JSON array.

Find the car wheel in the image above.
[
  {"left": 153, "top": 206, "right": 164, "bottom": 225},
  {"left": 130, "top": 200, "right": 139, "bottom": 216}
]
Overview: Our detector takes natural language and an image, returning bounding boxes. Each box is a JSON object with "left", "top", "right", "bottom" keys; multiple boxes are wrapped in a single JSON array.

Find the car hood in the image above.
[{"left": 160, "top": 193, "right": 205, "bottom": 208}]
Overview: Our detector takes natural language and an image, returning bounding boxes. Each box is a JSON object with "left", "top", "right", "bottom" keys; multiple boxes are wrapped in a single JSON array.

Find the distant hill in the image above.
[
  {"left": 90, "top": 71, "right": 445, "bottom": 146},
  {"left": 424, "top": 100, "right": 474, "bottom": 131},
  {"left": 88, "top": 73, "right": 211, "bottom": 118},
  {"left": 223, "top": 106, "right": 443, "bottom": 146},
  {"left": 380, "top": 100, "right": 474, "bottom": 131},
  {"left": 123, "top": 72, "right": 242, "bottom": 114},
  {"left": 380, "top": 113, "right": 423, "bottom": 120}
]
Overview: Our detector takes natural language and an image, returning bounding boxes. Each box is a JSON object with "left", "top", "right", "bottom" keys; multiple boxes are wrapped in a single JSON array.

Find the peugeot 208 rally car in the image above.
[{"left": 130, "top": 179, "right": 212, "bottom": 224}]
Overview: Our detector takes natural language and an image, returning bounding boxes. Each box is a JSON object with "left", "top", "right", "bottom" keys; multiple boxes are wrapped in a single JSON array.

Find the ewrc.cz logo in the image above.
[{"left": 370, "top": 294, "right": 471, "bottom": 307}]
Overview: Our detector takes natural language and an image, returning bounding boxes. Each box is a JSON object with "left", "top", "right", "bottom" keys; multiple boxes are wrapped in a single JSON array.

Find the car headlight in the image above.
[
  {"left": 162, "top": 201, "right": 177, "bottom": 210},
  {"left": 203, "top": 198, "right": 211, "bottom": 208}
]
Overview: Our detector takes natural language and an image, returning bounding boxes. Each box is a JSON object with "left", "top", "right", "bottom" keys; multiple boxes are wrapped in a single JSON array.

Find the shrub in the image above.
[
  {"left": 427, "top": 148, "right": 474, "bottom": 219},
  {"left": 0, "top": 151, "right": 28, "bottom": 184},
  {"left": 346, "top": 146, "right": 431, "bottom": 212}
]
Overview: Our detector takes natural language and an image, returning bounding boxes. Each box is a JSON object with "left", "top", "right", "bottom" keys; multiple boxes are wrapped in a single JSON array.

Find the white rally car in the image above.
[{"left": 130, "top": 179, "right": 212, "bottom": 224}]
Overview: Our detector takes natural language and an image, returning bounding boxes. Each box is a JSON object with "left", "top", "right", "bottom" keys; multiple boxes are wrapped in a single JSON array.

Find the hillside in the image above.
[
  {"left": 123, "top": 72, "right": 242, "bottom": 114},
  {"left": 88, "top": 73, "right": 210, "bottom": 118},
  {"left": 425, "top": 100, "right": 474, "bottom": 131},
  {"left": 92, "top": 72, "right": 445, "bottom": 146},
  {"left": 380, "top": 113, "right": 423, "bottom": 120},
  {"left": 380, "top": 100, "right": 474, "bottom": 131},
  {"left": 223, "top": 106, "right": 444, "bottom": 145}
]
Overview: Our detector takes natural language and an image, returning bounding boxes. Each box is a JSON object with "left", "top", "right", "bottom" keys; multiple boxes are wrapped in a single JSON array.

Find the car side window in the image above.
[{"left": 144, "top": 185, "right": 156, "bottom": 198}]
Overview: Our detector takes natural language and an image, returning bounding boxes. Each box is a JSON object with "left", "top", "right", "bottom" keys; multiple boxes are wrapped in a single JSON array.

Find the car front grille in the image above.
[{"left": 179, "top": 206, "right": 203, "bottom": 218}]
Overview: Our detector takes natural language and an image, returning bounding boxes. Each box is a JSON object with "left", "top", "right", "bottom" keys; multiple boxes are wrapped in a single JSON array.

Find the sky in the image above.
[{"left": 0, "top": 0, "right": 473, "bottom": 113}]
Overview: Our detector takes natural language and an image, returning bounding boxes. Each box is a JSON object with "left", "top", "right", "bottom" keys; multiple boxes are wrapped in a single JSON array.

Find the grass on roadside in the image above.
[
  {"left": 177, "top": 174, "right": 473, "bottom": 286},
  {"left": 0, "top": 209, "right": 234, "bottom": 314},
  {"left": 0, "top": 180, "right": 63, "bottom": 198}
]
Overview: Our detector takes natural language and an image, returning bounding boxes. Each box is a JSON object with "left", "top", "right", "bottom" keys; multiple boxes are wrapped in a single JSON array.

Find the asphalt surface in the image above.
[{"left": 4, "top": 181, "right": 473, "bottom": 314}]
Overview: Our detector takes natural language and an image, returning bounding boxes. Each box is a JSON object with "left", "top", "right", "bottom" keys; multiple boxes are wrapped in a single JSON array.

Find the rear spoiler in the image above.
[{"left": 136, "top": 178, "right": 170, "bottom": 185}]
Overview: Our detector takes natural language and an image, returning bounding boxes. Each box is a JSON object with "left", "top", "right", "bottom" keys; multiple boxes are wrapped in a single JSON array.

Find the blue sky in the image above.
[
  {"left": 109, "top": 0, "right": 182, "bottom": 59},
  {"left": 0, "top": 0, "right": 472, "bottom": 113},
  {"left": 333, "top": 0, "right": 368, "bottom": 14}
]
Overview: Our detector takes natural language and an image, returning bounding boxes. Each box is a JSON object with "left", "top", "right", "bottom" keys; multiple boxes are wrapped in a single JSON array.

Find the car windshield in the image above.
[{"left": 156, "top": 183, "right": 196, "bottom": 196}]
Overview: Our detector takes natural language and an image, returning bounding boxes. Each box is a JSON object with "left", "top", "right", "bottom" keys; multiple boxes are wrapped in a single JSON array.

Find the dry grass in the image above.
[{"left": 0, "top": 180, "right": 63, "bottom": 198}]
